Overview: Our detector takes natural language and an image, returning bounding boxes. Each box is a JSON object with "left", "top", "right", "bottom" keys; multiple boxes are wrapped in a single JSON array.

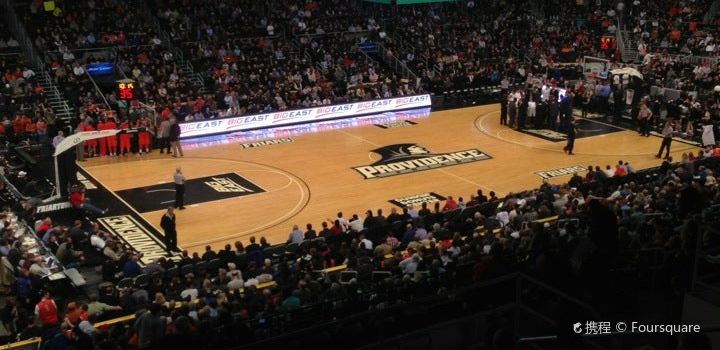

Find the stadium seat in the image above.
[
  {"left": 134, "top": 274, "right": 150, "bottom": 289},
  {"left": 180, "top": 264, "right": 194, "bottom": 277},
  {"left": 116, "top": 277, "right": 133, "bottom": 291},
  {"left": 372, "top": 271, "right": 392, "bottom": 282},
  {"left": 194, "top": 261, "right": 207, "bottom": 276},
  {"left": 150, "top": 271, "right": 163, "bottom": 285},
  {"left": 285, "top": 243, "right": 299, "bottom": 255},
  {"left": 207, "top": 259, "right": 221, "bottom": 275},
  {"left": 165, "top": 266, "right": 179, "bottom": 280},
  {"left": 339, "top": 271, "right": 358, "bottom": 285},
  {"left": 235, "top": 253, "right": 247, "bottom": 269}
]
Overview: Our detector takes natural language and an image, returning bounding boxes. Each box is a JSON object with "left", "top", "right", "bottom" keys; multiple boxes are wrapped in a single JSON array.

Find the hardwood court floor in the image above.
[{"left": 79, "top": 105, "right": 697, "bottom": 252}]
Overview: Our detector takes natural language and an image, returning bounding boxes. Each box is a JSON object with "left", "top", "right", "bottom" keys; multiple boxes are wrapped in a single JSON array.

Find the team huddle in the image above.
[{"left": 76, "top": 116, "right": 154, "bottom": 158}]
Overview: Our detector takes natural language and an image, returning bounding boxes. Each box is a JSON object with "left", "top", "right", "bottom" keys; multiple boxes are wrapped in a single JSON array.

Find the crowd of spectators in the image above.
[
  {"left": 114, "top": 45, "right": 213, "bottom": 120},
  {"left": 0, "top": 143, "right": 716, "bottom": 348},
  {"left": 20, "top": 0, "right": 160, "bottom": 52},
  {"left": 152, "top": 0, "right": 421, "bottom": 118},
  {"left": 0, "top": 21, "right": 21, "bottom": 53},
  {"left": 152, "top": 0, "right": 277, "bottom": 43},
  {"left": 0, "top": 2, "right": 719, "bottom": 348},
  {"left": 0, "top": 53, "right": 56, "bottom": 145},
  {"left": 626, "top": 0, "right": 715, "bottom": 55},
  {"left": 385, "top": 0, "right": 622, "bottom": 92}
]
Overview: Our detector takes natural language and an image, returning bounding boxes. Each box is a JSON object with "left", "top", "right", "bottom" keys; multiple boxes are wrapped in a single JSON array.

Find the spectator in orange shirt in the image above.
[
  {"left": 669, "top": 29, "right": 681, "bottom": 43},
  {"left": 614, "top": 162, "right": 627, "bottom": 177},
  {"left": 63, "top": 302, "right": 88, "bottom": 328},
  {"left": 25, "top": 120, "right": 37, "bottom": 142},
  {"left": 10, "top": 116, "right": 21, "bottom": 140}
]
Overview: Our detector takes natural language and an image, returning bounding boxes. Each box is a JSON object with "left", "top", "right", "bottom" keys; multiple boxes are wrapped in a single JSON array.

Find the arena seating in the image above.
[
  {"left": 1, "top": 0, "right": 720, "bottom": 349},
  {"left": 0, "top": 150, "right": 716, "bottom": 348},
  {"left": 625, "top": 0, "right": 715, "bottom": 54}
]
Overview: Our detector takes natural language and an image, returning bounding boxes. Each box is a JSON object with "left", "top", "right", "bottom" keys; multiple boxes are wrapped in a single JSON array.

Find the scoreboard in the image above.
[{"left": 118, "top": 81, "right": 135, "bottom": 101}]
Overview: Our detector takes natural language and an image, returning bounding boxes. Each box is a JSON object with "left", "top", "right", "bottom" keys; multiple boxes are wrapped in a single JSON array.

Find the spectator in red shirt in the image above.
[
  {"left": 63, "top": 301, "right": 88, "bottom": 327},
  {"left": 69, "top": 189, "right": 107, "bottom": 215},
  {"left": 34, "top": 290, "right": 58, "bottom": 326},
  {"left": 442, "top": 196, "right": 459, "bottom": 212},
  {"left": 329, "top": 219, "right": 344, "bottom": 235},
  {"left": 36, "top": 217, "right": 52, "bottom": 235},
  {"left": 614, "top": 163, "right": 627, "bottom": 177}
]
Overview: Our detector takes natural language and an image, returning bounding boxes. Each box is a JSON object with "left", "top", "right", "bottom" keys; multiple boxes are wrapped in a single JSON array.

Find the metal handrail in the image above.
[
  {"left": 84, "top": 70, "right": 111, "bottom": 110},
  {"left": 704, "top": 0, "right": 720, "bottom": 24},
  {"left": 1, "top": 0, "right": 77, "bottom": 121},
  {"left": 43, "top": 72, "right": 73, "bottom": 118},
  {"left": 392, "top": 30, "right": 434, "bottom": 75},
  {"left": 0, "top": 0, "right": 43, "bottom": 68},
  {"left": 136, "top": 0, "right": 205, "bottom": 90},
  {"left": 376, "top": 41, "right": 418, "bottom": 81}
]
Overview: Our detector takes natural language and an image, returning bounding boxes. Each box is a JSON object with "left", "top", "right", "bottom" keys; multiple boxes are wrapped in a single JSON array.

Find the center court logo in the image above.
[
  {"left": 205, "top": 177, "right": 256, "bottom": 193},
  {"left": 353, "top": 143, "right": 492, "bottom": 179}
]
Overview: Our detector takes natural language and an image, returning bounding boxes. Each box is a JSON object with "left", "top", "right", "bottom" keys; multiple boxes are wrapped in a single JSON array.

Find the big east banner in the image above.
[{"left": 179, "top": 94, "right": 432, "bottom": 139}]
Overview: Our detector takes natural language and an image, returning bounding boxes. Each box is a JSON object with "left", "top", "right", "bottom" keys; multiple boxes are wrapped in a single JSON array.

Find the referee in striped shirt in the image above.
[{"left": 174, "top": 167, "right": 186, "bottom": 210}]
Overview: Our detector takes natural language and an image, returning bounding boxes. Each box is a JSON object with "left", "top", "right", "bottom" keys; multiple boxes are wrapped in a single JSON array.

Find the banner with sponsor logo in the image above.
[{"left": 179, "top": 94, "right": 432, "bottom": 139}]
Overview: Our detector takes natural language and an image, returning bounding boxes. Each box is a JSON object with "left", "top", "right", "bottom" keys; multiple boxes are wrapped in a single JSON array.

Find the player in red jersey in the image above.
[
  {"left": 97, "top": 119, "right": 108, "bottom": 156},
  {"left": 136, "top": 116, "right": 151, "bottom": 154},
  {"left": 83, "top": 122, "right": 97, "bottom": 157},
  {"left": 105, "top": 117, "right": 118, "bottom": 156},
  {"left": 119, "top": 119, "right": 132, "bottom": 156}
]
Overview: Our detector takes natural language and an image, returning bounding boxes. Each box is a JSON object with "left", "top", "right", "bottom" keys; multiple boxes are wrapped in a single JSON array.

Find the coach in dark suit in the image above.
[
  {"left": 160, "top": 207, "right": 177, "bottom": 254},
  {"left": 564, "top": 118, "right": 577, "bottom": 155}
]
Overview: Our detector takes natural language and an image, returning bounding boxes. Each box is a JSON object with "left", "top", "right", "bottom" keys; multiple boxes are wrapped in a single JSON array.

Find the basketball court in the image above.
[{"left": 76, "top": 105, "right": 697, "bottom": 253}]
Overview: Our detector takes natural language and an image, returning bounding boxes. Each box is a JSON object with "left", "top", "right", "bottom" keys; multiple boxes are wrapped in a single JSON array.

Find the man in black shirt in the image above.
[
  {"left": 304, "top": 223, "right": 317, "bottom": 240},
  {"left": 386, "top": 207, "right": 402, "bottom": 224},
  {"left": 160, "top": 207, "right": 176, "bottom": 254},
  {"left": 201, "top": 245, "right": 217, "bottom": 261},
  {"left": 168, "top": 117, "right": 184, "bottom": 157},
  {"left": 568, "top": 173, "right": 583, "bottom": 188},
  {"left": 245, "top": 236, "right": 261, "bottom": 253},
  {"left": 418, "top": 202, "right": 431, "bottom": 217},
  {"left": 318, "top": 222, "right": 333, "bottom": 238},
  {"left": 476, "top": 189, "right": 488, "bottom": 204},
  {"left": 564, "top": 118, "right": 578, "bottom": 155},
  {"left": 217, "top": 244, "right": 235, "bottom": 264}
]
